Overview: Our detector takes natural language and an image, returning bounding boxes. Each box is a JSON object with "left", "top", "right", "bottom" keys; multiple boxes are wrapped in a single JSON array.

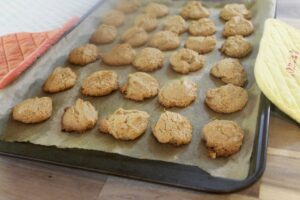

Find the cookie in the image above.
[
  {"left": 180, "top": 1, "right": 210, "bottom": 20},
  {"left": 43, "top": 67, "right": 77, "bottom": 93},
  {"left": 134, "top": 13, "right": 158, "bottom": 32},
  {"left": 81, "top": 70, "right": 118, "bottom": 96},
  {"left": 205, "top": 84, "right": 248, "bottom": 113},
  {"left": 188, "top": 18, "right": 216, "bottom": 36},
  {"left": 120, "top": 72, "right": 159, "bottom": 101},
  {"left": 170, "top": 48, "right": 205, "bottom": 74},
  {"left": 116, "top": 0, "right": 140, "bottom": 14},
  {"left": 102, "top": 43, "right": 136, "bottom": 66},
  {"left": 220, "top": 3, "right": 252, "bottom": 21},
  {"left": 90, "top": 24, "right": 117, "bottom": 44},
  {"left": 120, "top": 27, "right": 148, "bottom": 47},
  {"left": 148, "top": 31, "right": 180, "bottom": 51},
  {"left": 99, "top": 108, "right": 149, "bottom": 140},
  {"left": 185, "top": 36, "right": 216, "bottom": 54},
  {"left": 220, "top": 35, "right": 252, "bottom": 58},
  {"left": 68, "top": 44, "right": 99, "bottom": 66},
  {"left": 223, "top": 16, "right": 254, "bottom": 37},
  {"left": 62, "top": 99, "right": 98, "bottom": 133},
  {"left": 159, "top": 79, "right": 197, "bottom": 108},
  {"left": 153, "top": 111, "right": 192, "bottom": 146},
  {"left": 133, "top": 47, "right": 164, "bottom": 72},
  {"left": 12, "top": 97, "right": 52, "bottom": 123},
  {"left": 210, "top": 58, "right": 247, "bottom": 87},
  {"left": 102, "top": 9, "right": 125, "bottom": 27},
  {"left": 202, "top": 120, "right": 244, "bottom": 159},
  {"left": 163, "top": 15, "right": 188, "bottom": 35},
  {"left": 144, "top": 3, "right": 169, "bottom": 18}
]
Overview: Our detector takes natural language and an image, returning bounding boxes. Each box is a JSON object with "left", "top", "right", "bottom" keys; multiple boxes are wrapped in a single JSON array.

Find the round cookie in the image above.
[
  {"left": 43, "top": 67, "right": 77, "bottom": 93},
  {"left": 116, "top": 0, "right": 140, "bottom": 14},
  {"left": 120, "top": 27, "right": 148, "bottom": 47},
  {"left": 148, "top": 31, "right": 180, "bottom": 51},
  {"left": 68, "top": 44, "right": 99, "bottom": 66},
  {"left": 144, "top": 3, "right": 169, "bottom": 18},
  {"left": 62, "top": 99, "right": 98, "bottom": 133},
  {"left": 102, "top": 9, "right": 125, "bottom": 27},
  {"left": 170, "top": 48, "right": 205, "bottom": 74},
  {"left": 220, "top": 35, "right": 252, "bottom": 58},
  {"left": 12, "top": 97, "right": 52, "bottom": 124},
  {"left": 102, "top": 43, "right": 136, "bottom": 66},
  {"left": 90, "top": 24, "right": 117, "bottom": 44},
  {"left": 180, "top": 1, "right": 210, "bottom": 20},
  {"left": 99, "top": 108, "right": 149, "bottom": 140},
  {"left": 210, "top": 58, "right": 247, "bottom": 87},
  {"left": 185, "top": 36, "right": 216, "bottom": 54},
  {"left": 81, "top": 70, "right": 118, "bottom": 96},
  {"left": 153, "top": 111, "right": 192, "bottom": 146},
  {"left": 133, "top": 47, "right": 164, "bottom": 72},
  {"left": 188, "top": 18, "right": 216, "bottom": 36},
  {"left": 158, "top": 79, "right": 197, "bottom": 108},
  {"left": 121, "top": 72, "right": 159, "bottom": 101},
  {"left": 202, "top": 120, "right": 244, "bottom": 159},
  {"left": 205, "top": 84, "right": 248, "bottom": 113},
  {"left": 220, "top": 3, "right": 252, "bottom": 21},
  {"left": 223, "top": 16, "right": 254, "bottom": 37},
  {"left": 134, "top": 13, "right": 158, "bottom": 32},
  {"left": 163, "top": 15, "right": 188, "bottom": 35}
]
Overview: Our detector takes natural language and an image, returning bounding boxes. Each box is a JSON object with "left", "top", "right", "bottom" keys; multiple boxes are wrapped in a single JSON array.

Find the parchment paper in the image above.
[{"left": 0, "top": 0, "right": 276, "bottom": 180}]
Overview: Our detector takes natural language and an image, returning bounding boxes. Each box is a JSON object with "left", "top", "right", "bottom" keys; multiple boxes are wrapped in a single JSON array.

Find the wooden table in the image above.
[{"left": 0, "top": 1, "right": 299, "bottom": 199}]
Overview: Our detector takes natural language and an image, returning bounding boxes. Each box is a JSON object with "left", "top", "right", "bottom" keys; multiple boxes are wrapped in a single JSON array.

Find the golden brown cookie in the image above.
[
  {"left": 220, "top": 3, "right": 252, "bottom": 21},
  {"left": 180, "top": 1, "right": 210, "bottom": 20},
  {"left": 68, "top": 44, "right": 99, "bottom": 66},
  {"left": 185, "top": 36, "right": 216, "bottom": 54},
  {"left": 102, "top": 43, "right": 136, "bottom": 66},
  {"left": 99, "top": 108, "right": 149, "bottom": 140},
  {"left": 188, "top": 18, "right": 216, "bottom": 36},
  {"left": 102, "top": 9, "right": 125, "bottom": 27},
  {"left": 81, "top": 70, "right": 118, "bottom": 96},
  {"left": 12, "top": 97, "right": 52, "bottom": 124},
  {"left": 120, "top": 27, "right": 148, "bottom": 47},
  {"left": 153, "top": 111, "right": 192, "bottom": 146},
  {"left": 120, "top": 72, "right": 159, "bottom": 101},
  {"left": 202, "top": 120, "right": 244, "bottom": 159},
  {"left": 205, "top": 84, "right": 248, "bottom": 113},
  {"left": 62, "top": 99, "right": 98, "bottom": 133},
  {"left": 144, "top": 3, "right": 169, "bottom": 18},
  {"left": 220, "top": 35, "right": 252, "bottom": 58},
  {"left": 90, "top": 24, "right": 117, "bottom": 44},
  {"left": 170, "top": 48, "right": 205, "bottom": 74},
  {"left": 133, "top": 47, "right": 164, "bottom": 72},
  {"left": 43, "top": 67, "right": 77, "bottom": 93},
  {"left": 134, "top": 13, "right": 158, "bottom": 32},
  {"left": 163, "top": 15, "right": 188, "bottom": 35},
  {"left": 223, "top": 16, "right": 254, "bottom": 37},
  {"left": 116, "top": 0, "right": 140, "bottom": 14},
  {"left": 148, "top": 31, "right": 180, "bottom": 51},
  {"left": 210, "top": 58, "right": 247, "bottom": 87},
  {"left": 158, "top": 79, "right": 197, "bottom": 108}
]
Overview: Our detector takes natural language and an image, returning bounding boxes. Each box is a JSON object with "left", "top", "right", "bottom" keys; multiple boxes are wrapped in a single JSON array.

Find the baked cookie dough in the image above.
[
  {"left": 223, "top": 16, "right": 254, "bottom": 37},
  {"left": 205, "top": 84, "right": 248, "bottom": 113},
  {"left": 68, "top": 44, "right": 99, "bottom": 66},
  {"left": 90, "top": 24, "right": 117, "bottom": 44},
  {"left": 163, "top": 15, "right": 188, "bottom": 35},
  {"left": 202, "top": 120, "right": 244, "bottom": 159},
  {"left": 81, "top": 70, "right": 118, "bottom": 96},
  {"left": 158, "top": 79, "right": 197, "bottom": 108},
  {"left": 120, "top": 72, "right": 159, "bottom": 101},
  {"left": 102, "top": 9, "right": 125, "bottom": 27},
  {"left": 181, "top": 1, "right": 210, "bottom": 20},
  {"left": 62, "top": 99, "right": 98, "bottom": 133},
  {"left": 188, "top": 18, "right": 216, "bottom": 36},
  {"left": 12, "top": 97, "right": 52, "bottom": 124},
  {"left": 99, "top": 108, "right": 149, "bottom": 140},
  {"left": 144, "top": 3, "right": 169, "bottom": 18},
  {"left": 185, "top": 36, "right": 216, "bottom": 54},
  {"left": 134, "top": 13, "right": 158, "bottom": 32},
  {"left": 220, "top": 35, "right": 252, "bottom": 58},
  {"left": 153, "top": 111, "right": 192, "bottom": 146},
  {"left": 116, "top": 0, "right": 140, "bottom": 14},
  {"left": 170, "top": 48, "right": 205, "bottom": 74},
  {"left": 133, "top": 47, "right": 164, "bottom": 72},
  {"left": 220, "top": 3, "right": 252, "bottom": 21},
  {"left": 210, "top": 58, "right": 247, "bottom": 87},
  {"left": 43, "top": 67, "right": 77, "bottom": 93},
  {"left": 120, "top": 27, "right": 148, "bottom": 47},
  {"left": 148, "top": 31, "right": 180, "bottom": 51},
  {"left": 102, "top": 43, "right": 136, "bottom": 66}
]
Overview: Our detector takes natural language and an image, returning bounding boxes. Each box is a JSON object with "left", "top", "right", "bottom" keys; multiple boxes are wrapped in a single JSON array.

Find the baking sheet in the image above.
[{"left": 0, "top": 0, "right": 276, "bottom": 180}]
